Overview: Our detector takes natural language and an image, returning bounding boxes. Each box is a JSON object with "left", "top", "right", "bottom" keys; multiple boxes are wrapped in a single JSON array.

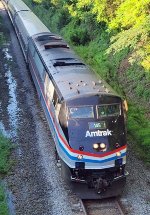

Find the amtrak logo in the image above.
[{"left": 85, "top": 129, "right": 112, "bottom": 137}]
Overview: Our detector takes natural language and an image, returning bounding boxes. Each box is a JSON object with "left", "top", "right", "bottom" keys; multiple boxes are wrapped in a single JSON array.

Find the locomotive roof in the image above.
[{"left": 32, "top": 33, "right": 118, "bottom": 101}]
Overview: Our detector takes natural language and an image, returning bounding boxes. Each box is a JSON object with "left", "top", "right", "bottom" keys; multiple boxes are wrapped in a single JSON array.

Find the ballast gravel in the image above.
[{"left": 120, "top": 144, "right": 150, "bottom": 215}]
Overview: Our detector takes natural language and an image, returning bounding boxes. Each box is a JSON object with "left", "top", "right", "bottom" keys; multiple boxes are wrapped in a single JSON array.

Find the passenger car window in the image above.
[
  {"left": 97, "top": 104, "right": 120, "bottom": 117},
  {"left": 68, "top": 106, "right": 94, "bottom": 119}
]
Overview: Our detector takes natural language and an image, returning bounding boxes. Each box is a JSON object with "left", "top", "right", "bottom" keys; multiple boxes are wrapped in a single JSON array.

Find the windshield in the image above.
[
  {"left": 97, "top": 103, "right": 120, "bottom": 118},
  {"left": 68, "top": 106, "right": 94, "bottom": 119}
]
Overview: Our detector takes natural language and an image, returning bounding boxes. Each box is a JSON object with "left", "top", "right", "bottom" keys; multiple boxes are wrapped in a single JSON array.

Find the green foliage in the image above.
[
  {"left": 47, "top": 0, "right": 150, "bottom": 71},
  {"left": 24, "top": 0, "right": 70, "bottom": 32},
  {"left": 61, "top": 20, "right": 91, "bottom": 45},
  {"left": 72, "top": 34, "right": 129, "bottom": 95},
  {"left": 23, "top": 0, "right": 150, "bottom": 163},
  {"left": 127, "top": 104, "right": 150, "bottom": 163},
  {"left": 0, "top": 135, "right": 12, "bottom": 174},
  {"left": 50, "top": 8, "right": 70, "bottom": 32},
  {"left": 125, "top": 64, "right": 150, "bottom": 101},
  {"left": 108, "top": 0, "right": 150, "bottom": 71},
  {"left": 33, "top": 0, "right": 42, "bottom": 3},
  {"left": 0, "top": 185, "right": 9, "bottom": 215}
]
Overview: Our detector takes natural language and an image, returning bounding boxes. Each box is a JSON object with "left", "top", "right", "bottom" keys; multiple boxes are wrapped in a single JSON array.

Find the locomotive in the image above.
[{"left": 2, "top": 0, "right": 128, "bottom": 199}]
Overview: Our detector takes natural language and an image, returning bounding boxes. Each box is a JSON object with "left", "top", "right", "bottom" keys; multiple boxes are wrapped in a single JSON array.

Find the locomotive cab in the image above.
[
  {"left": 59, "top": 94, "right": 127, "bottom": 198},
  {"left": 65, "top": 94, "right": 126, "bottom": 155}
]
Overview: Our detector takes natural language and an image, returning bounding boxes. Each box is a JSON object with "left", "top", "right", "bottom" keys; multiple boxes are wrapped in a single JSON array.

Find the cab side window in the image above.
[
  {"left": 52, "top": 90, "right": 58, "bottom": 107},
  {"left": 44, "top": 73, "right": 54, "bottom": 105},
  {"left": 52, "top": 90, "right": 61, "bottom": 119}
]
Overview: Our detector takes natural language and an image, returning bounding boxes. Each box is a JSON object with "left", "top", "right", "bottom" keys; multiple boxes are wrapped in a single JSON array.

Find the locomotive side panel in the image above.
[{"left": 27, "top": 38, "right": 74, "bottom": 167}]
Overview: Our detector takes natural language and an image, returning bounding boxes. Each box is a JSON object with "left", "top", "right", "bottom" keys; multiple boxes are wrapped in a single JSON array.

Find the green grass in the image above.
[
  {"left": 0, "top": 135, "right": 12, "bottom": 174},
  {"left": 127, "top": 104, "right": 150, "bottom": 164},
  {"left": 0, "top": 134, "right": 12, "bottom": 215},
  {"left": 0, "top": 13, "right": 12, "bottom": 215},
  {"left": 0, "top": 185, "right": 9, "bottom": 215}
]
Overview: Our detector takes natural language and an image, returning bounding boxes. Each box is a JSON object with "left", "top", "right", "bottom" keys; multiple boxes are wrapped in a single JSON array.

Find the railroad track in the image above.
[{"left": 80, "top": 198, "right": 125, "bottom": 215}]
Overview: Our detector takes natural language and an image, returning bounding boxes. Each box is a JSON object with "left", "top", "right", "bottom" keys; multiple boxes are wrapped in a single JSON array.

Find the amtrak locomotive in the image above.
[{"left": 2, "top": 0, "right": 128, "bottom": 199}]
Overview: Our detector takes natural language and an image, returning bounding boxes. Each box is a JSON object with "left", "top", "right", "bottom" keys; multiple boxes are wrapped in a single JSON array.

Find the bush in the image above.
[
  {"left": 127, "top": 104, "right": 150, "bottom": 163},
  {"left": 0, "top": 185, "right": 9, "bottom": 215},
  {"left": 0, "top": 135, "right": 12, "bottom": 174}
]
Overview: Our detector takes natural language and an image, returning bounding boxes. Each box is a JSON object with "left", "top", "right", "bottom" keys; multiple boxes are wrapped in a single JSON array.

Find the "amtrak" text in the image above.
[{"left": 85, "top": 129, "right": 112, "bottom": 137}]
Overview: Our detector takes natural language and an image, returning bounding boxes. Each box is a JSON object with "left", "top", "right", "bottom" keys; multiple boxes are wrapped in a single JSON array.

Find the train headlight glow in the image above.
[
  {"left": 77, "top": 155, "right": 83, "bottom": 160},
  {"left": 93, "top": 143, "right": 99, "bottom": 149},
  {"left": 116, "top": 152, "right": 121, "bottom": 157},
  {"left": 99, "top": 143, "right": 106, "bottom": 149}
]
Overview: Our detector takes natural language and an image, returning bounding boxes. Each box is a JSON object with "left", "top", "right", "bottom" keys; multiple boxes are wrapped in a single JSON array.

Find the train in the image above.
[{"left": 2, "top": 0, "right": 128, "bottom": 199}]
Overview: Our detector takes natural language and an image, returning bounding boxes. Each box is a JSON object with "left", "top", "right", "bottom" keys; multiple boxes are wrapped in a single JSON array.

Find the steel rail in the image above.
[{"left": 80, "top": 198, "right": 125, "bottom": 215}]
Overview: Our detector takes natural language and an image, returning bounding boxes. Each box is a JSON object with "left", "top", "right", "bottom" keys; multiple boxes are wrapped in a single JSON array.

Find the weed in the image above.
[
  {"left": 0, "top": 185, "right": 9, "bottom": 215},
  {"left": 0, "top": 135, "right": 12, "bottom": 175},
  {"left": 127, "top": 104, "right": 150, "bottom": 163}
]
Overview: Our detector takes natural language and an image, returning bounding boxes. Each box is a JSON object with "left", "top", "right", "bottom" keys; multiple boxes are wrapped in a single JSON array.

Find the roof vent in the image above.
[
  {"left": 53, "top": 59, "right": 85, "bottom": 67},
  {"left": 37, "top": 34, "right": 62, "bottom": 42},
  {"left": 44, "top": 41, "right": 69, "bottom": 50}
]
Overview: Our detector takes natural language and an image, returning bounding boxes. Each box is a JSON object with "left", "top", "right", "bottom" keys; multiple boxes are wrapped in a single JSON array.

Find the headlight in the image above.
[
  {"left": 99, "top": 143, "right": 106, "bottom": 149},
  {"left": 93, "top": 143, "right": 99, "bottom": 149}
]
